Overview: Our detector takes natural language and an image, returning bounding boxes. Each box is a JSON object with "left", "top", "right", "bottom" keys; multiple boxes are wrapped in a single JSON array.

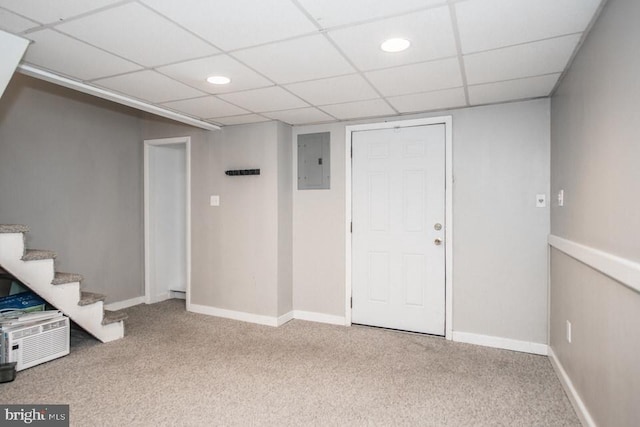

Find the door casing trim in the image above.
[
  {"left": 345, "top": 117, "right": 453, "bottom": 340},
  {"left": 143, "top": 136, "right": 192, "bottom": 311}
]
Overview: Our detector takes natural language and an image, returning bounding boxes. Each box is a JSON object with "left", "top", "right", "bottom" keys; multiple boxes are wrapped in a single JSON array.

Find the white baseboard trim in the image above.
[
  {"left": 186, "top": 305, "right": 346, "bottom": 327},
  {"left": 549, "top": 234, "right": 640, "bottom": 294},
  {"left": 548, "top": 347, "right": 596, "bottom": 427},
  {"left": 188, "top": 304, "right": 279, "bottom": 327},
  {"left": 277, "top": 311, "right": 294, "bottom": 326},
  {"left": 293, "top": 310, "right": 346, "bottom": 326},
  {"left": 452, "top": 331, "right": 548, "bottom": 355},
  {"left": 104, "top": 296, "right": 145, "bottom": 311}
]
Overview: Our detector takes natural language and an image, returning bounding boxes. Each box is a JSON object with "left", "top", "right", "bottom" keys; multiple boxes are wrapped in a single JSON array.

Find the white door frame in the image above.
[
  {"left": 345, "top": 117, "right": 453, "bottom": 340},
  {"left": 143, "top": 136, "right": 192, "bottom": 310}
]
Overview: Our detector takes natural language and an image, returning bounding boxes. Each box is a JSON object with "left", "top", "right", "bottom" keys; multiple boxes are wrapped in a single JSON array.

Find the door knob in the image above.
[{"left": 434, "top": 238, "right": 442, "bottom": 246}]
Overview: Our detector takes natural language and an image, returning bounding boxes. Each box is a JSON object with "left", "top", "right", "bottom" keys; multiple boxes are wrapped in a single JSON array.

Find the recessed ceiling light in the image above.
[
  {"left": 380, "top": 38, "right": 411, "bottom": 53},
  {"left": 206, "top": 75, "right": 231, "bottom": 85}
]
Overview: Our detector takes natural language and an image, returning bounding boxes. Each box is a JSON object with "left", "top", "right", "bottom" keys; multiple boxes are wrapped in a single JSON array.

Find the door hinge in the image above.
[
  {"left": 350, "top": 297, "right": 353, "bottom": 308},
  {"left": 350, "top": 222, "right": 352, "bottom": 233},
  {"left": 350, "top": 145, "right": 353, "bottom": 158}
]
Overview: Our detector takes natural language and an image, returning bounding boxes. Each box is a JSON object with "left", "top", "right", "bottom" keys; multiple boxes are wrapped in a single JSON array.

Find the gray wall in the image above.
[
  {"left": 208, "top": 122, "right": 278, "bottom": 316},
  {"left": 292, "top": 122, "right": 347, "bottom": 317},
  {"left": 293, "top": 99, "right": 551, "bottom": 345},
  {"left": 0, "top": 74, "right": 143, "bottom": 303},
  {"left": 216, "top": 122, "right": 280, "bottom": 316},
  {"left": 550, "top": 0, "right": 640, "bottom": 425},
  {"left": 449, "top": 100, "right": 550, "bottom": 343},
  {"left": 143, "top": 119, "right": 293, "bottom": 318}
]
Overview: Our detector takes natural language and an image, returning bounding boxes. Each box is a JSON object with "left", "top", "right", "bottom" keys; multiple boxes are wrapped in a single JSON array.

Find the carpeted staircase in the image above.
[{"left": 0, "top": 224, "right": 127, "bottom": 342}]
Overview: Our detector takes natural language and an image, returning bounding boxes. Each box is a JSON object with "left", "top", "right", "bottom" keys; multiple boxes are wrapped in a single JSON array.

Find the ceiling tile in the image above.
[
  {"left": 141, "top": 0, "right": 317, "bottom": 51},
  {"left": 456, "top": 0, "right": 602, "bottom": 53},
  {"left": 321, "top": 99, "right": 395, "bottom": 120},
  {"left": 56, "top": 3, "right": 218, "bottom": 67},
  {"left": 297, "top": 0, "right": 445, "bottom": 28},
  {"left": 157, "top": 55, "right": 272, "bottom": 95},
  {"left": 24, "top": 29, "right": 142, "bottom": 81},
  {"left": 218, "top": 86, "right": 308, "bottom": 112},
  {"left": 0, "top": 9, "right": 39, "bottom": 32},
  {"left": 263, "top": 107, "right": 334, "bottom": 125},
  {"left": 387, "top": 87, "right": 467, "bottom": 113},
  {"left": 464, "top": 34, "right": 581, "bottom": 85},
  {"left": 0, "top": 0, "right": 121, "bottom": 24},
  {"left": 468, "top": 74, "right": 560, "bottom": 105},
  {"left": 93, "top": 70, "right": 205, "bottom": 103},
  {"left": 365, "top": 58, "right": 462, "bottom": 97},
  {"left": 162, "top": 96, "right": 248, "bottom": 118},
  {"left": 212, "top": 114, "right": 271, "bottom": 126},
  {"left": 284, "top": 74, "right": 378, "bottom": 106},
  {"left": 328, "top": 7, "right": 457, "bottom": 71},
  {"left": 233, "top": 35, "right": 355, "bottom": 84},
  {"left": 0, "top": 1, "right": 595, "bottom": 127}
]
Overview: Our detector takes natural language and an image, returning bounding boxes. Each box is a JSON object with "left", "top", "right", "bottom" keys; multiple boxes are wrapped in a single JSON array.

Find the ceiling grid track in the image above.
[{"left": 447, "top": 0, "right": 471, "bottom": 106}]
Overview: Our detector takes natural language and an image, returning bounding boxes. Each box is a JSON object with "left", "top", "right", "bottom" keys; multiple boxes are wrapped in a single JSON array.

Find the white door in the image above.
[{"left": 352, "top": 124, "right": 446, "bottom": 335}]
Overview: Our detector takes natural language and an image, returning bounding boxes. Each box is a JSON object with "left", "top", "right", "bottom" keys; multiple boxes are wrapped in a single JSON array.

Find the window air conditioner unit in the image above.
[{"left": 1, "top": 315, "right": 70, "bottom": 371}]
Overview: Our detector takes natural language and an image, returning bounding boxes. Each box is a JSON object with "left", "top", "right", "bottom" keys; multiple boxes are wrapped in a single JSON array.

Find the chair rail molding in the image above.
[{"left": 548, "top": 235, "right": 640, "bottom": 294}]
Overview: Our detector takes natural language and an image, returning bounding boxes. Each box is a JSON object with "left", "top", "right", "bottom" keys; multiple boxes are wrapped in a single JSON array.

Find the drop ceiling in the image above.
[{"left": 0, "top": 0, "right": 604, "bottom": 127}]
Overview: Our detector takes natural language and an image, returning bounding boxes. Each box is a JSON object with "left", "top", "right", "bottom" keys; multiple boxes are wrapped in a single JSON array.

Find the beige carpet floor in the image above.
[{"left": 0, "top": 299, "right": 579, "bottom": 426}]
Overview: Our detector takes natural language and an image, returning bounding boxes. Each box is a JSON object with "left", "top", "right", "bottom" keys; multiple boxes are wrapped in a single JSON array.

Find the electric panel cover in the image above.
[{"left": 298, "top": 132, "right": 330, "bottom": 190}]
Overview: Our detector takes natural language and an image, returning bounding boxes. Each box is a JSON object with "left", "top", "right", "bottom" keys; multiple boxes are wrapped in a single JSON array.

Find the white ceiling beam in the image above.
[{"left": 16, "top": 64, "right": 221, "bottom": 131}]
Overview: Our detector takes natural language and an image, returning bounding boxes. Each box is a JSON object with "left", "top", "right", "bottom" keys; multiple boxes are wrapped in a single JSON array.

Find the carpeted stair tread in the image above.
[
  {"left": 52, "top": 272, "right": 83, "bottom": 285},
  {"left": 0, "top": 224, "right": 29, "bottom": 233},
  {"left": 102, "top": 310, "right": 127, "bottom": 325},
  {"left": 22, "top": 249, "right": 57, "bottom": 261},
  {"left": 78, "top": 291, "right": 106, "bottom": 306}
]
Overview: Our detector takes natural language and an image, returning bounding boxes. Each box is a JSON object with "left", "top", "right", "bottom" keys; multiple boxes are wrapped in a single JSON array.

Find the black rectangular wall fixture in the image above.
[{"left": 225, "top": 169, "right": 260, "bottom": 176}]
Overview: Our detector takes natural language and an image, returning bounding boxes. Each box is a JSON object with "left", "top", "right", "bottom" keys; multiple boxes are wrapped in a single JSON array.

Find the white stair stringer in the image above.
[
  {"left": 0, "top": 232, "right": 124, "bottom": 342},
  {"left": 0, "top": 30, "right": 29, "bottom": 99}
]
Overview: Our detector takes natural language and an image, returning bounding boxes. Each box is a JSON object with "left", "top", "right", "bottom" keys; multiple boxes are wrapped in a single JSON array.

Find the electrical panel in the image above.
[{"left": 297, "top": 132, "right": 330, "bottom": 190}]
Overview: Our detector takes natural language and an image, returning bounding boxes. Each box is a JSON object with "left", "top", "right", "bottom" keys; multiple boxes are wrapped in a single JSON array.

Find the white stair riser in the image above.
[
  {"left": 99, "top": 322, "right": 125, "bottom": 341},
  {"left": 0, "top": 233, "right": 25, "bottom": 261},
  {"left": 4, "top": 259, "right": 56, "bottom": 289},
  {"left": 0, "top": 233, "right": 124, "bottom": 343}
]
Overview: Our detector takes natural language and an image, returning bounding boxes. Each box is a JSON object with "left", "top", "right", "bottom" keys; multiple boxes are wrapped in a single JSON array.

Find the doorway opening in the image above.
[{"left": 144, "top": 137, "right": 191, "bottom": 309}]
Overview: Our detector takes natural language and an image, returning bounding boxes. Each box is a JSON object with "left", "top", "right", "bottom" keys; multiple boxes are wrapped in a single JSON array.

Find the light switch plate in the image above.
[
  {"left": 210, "top": 195, "right": 220, "bottom": 206},
  {"left": 536, "top": 194, "right": 546, "bottom": 208},
  {"left": 558, "top": 189, "right": 564, "bottom": 206}
]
